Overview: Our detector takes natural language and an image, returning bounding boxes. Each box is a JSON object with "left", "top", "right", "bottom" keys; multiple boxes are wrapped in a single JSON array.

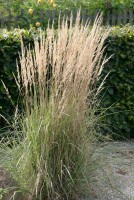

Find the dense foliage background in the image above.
[
  {"left": 0, "top": 26, "right": 134, "bottom": 138},
  {"left": 101, "top": 26, "right": 134, "bottom": 138},
  {"left": 1, "top": 0, "right": 134, "bottom": 29},
  {"left": 1, "top": 0, "right": 134, "bottom": 13}
]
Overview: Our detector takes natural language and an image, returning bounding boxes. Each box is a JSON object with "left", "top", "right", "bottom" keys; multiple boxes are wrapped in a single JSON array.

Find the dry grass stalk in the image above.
[
  {"left": 1, "top": 12, "right": 110, "bottom": 200},
  {"left": 19, "top": 12, "right": 109, "bottom": 117}
]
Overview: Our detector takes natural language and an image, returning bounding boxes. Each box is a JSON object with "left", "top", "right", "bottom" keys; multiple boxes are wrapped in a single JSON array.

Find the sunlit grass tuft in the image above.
[{"left": 0, "top": 12, "right": 110, "bottom": 200}]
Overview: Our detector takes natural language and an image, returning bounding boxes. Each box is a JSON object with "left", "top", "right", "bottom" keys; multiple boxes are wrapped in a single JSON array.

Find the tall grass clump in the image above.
[{"left": 0, "top": 12, "right": 110, "bottom": 200}]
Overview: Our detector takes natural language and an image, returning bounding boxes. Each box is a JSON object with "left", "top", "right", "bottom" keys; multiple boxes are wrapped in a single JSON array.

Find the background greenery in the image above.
[
  {"left": 1, "top": 0, "right": 134, "bottom": 29},
  {"left": 1, "top": 0, "right": 134, "bottom": 13},
  {"left": 0, "top": 26, "right": 134, "bottom": 139},
  {"left": 100, "top": 25, "right": 134, "bottom": 139}
]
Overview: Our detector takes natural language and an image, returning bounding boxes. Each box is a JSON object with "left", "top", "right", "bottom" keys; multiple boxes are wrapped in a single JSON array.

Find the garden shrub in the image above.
[
  {"left": 1, "top": 0, "right": 134, "bottom": 29},
  {"left": 0, "top": 26, "right": 134, "bottom": 138},
  {"left": 101, "top": 25, "right": 134, "bottom": 138},
  {"left": 0, "top": 29, "right": 34, "bottom": 136},
  {"left": 1, "top": 0, "right": 134, "bottom": 15}
]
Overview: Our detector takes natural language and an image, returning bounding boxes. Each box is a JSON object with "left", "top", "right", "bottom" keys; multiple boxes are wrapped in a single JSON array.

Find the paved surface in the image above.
[{"left": 82, "top": 141, "right": 134, "bottom": 200}]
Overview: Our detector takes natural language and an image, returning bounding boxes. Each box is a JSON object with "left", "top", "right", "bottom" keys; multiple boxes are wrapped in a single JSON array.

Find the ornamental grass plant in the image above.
[{"left": 0, "top": 12, "right": 110, "bottom": 200}]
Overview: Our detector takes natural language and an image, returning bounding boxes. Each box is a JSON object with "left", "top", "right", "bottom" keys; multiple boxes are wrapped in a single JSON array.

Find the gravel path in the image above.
[{"left": 82, "top": 141, "right": 134, "bottom": 200}]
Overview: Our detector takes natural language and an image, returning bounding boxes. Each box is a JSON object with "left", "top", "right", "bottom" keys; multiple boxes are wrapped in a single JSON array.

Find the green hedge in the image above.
[
  {"left": 0, "top": 29, "right": 34, "bottom": 136},
  {"left": 101, "top": 25, "right": 134, "bottom": 138},
  {"left": 0, "top": 27, "right": 134, "bottom": 138}
]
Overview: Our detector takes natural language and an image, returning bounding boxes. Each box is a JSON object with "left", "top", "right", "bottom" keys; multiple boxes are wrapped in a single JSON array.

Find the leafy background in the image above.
[
  {"left": 100, "top": 26, "right": 134, "bottom": 138},
  {"left": 1, "top": 0, "right": 134, "bottom": 29},
  {"left": 1, "top": 0, "right": 134, "bottom": 13}
]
